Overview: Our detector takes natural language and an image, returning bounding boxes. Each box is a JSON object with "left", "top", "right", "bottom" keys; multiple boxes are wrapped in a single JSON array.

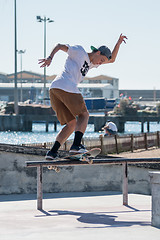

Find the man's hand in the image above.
[
  {"left": 108, "top": 33, "right": 127, "bottom": 63},
  {"left": 118, "top": 33, "right": 128, "bottom": 44},
  {"left": 38, "top": 57, "right": 52, "bottom": 68},
  {"left": 38, "top": 44, "right": 68, "bottom": 68}
]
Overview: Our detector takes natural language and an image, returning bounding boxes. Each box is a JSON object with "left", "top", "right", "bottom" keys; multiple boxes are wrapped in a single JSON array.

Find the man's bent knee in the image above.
[
  {"left": 79, "top": 111, "right": 89, "bottom": 120},
  {"left": 66, "top": 119, "right": 76, "bottom": 130}
]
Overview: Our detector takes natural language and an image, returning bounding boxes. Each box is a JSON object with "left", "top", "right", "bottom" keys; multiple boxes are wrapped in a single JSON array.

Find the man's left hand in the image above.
[{"left": 118, "top": 33, "right": 128, "bottom": 44}]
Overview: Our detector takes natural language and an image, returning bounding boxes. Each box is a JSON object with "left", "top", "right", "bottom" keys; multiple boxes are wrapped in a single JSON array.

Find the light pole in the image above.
[
  {"left": 18, "top": 50, "right": 26, "bottom": 102},
  {"left": 36, "top": 15, "right": 54, "bottom": 105},
  {"left": 14, "top": 0, "right": 18, "bottom": 114}
]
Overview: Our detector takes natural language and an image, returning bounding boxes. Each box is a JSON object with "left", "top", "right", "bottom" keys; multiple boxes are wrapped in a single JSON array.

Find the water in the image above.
[{"left": 0, "top": 122, "right": 160, "bottom": 145}]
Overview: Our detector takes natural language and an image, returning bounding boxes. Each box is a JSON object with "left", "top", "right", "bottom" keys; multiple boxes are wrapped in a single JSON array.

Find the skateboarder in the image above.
[{"left": 38, "top": 33, "right": 127, "bottom": 160}]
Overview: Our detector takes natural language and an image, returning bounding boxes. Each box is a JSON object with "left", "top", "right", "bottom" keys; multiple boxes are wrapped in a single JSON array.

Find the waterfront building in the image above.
[{"left": 0, "top": 71, "right": 119, "bottom": 102}]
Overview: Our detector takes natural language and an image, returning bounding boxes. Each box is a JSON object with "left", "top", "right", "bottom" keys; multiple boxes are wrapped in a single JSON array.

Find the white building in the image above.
[
  {"left": 0, "top": 73, "right": 119, "bottom": 102},
  {"left": 79, "top": 75, "right": 119, "bottom": 99}
]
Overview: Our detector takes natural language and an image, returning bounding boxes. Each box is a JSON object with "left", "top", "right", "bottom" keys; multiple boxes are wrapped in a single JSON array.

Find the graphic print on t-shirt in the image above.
[{"left": 80, "top": 61, "right": 89, "bottom": 76}]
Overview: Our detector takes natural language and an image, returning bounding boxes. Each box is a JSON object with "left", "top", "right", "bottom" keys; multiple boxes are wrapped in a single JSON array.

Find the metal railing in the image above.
[{"left": 26, "top": 157, "right": 160, "bottom": 210}]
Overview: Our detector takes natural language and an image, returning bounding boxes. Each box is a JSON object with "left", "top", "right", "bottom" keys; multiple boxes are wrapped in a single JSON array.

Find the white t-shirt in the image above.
[
  {"left": 107, "top": 122, "right": 118, "bottom": 132},
  {"left": 50, "top": 45, "right": 98, "bottom": 93}
]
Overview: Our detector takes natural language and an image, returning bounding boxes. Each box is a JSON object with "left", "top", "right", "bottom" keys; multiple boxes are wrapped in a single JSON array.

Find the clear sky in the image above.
[{"left": 0, "top": 0, "right": 160, "bottom": 89}]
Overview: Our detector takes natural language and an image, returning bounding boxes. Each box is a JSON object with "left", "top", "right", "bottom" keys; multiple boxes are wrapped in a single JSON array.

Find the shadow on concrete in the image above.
[
  {"left": 36, "top": 209, "right": 150, "bottom": 228},
  {"left": 0, "top": 191, "right": 121, "bottom": 202},
  {"left": 0, "top": 193, "right": 37, "bottom": 202}
]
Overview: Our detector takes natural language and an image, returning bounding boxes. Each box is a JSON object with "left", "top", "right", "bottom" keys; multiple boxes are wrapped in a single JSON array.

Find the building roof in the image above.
[
  {"left": 0, "top": 72, "right": 7, "bottom": 76},
  {"left": 78, "top": 83, "right": 113, "bottom": 89},
  {"left": 7, "top": 71, "right": 49, "bottom": 80},
  {"left": 0, "top": 82, "right": 113, "bottom": 90},
  {"left": 84, "top": 74, "right": 116, "bottom": 81},
  {"left": 6, "top": 71, "right": 116, "bottom": 81},
  {"left": 0, "top": 83, "right": 49, "bottom": 89}
]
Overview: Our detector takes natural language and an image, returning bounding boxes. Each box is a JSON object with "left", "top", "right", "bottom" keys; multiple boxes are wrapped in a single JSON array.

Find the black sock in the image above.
[
  {"left": 50, "top": 141, "right": 61, "bottom": 154},
  {"left": 72, "top": 131, "right": 83, "bottom": 146}
]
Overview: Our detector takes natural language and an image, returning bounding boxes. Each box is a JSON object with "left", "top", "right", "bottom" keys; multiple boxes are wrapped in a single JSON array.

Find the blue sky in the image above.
[{"left": 0, "top": 0, "right": 160, "bottom": 89}]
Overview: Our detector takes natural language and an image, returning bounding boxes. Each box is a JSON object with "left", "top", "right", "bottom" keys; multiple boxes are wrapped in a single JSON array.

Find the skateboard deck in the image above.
[
  {"left": 47, "top": 148, "right": 101, "bottom": 172},
  {"left": 69, "top": 148, "right": 101, "bottom": 163}
]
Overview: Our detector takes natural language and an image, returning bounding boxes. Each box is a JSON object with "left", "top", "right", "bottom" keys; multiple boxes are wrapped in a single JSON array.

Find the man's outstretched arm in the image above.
[
  {"left": 109, "top": 34, "right": 127, "bottom": 63},
  {"left": 38, "top": 44, "right": 68, "bottom": 68}
]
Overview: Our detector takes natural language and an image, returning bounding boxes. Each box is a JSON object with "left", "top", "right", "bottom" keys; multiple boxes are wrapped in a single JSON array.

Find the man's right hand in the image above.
[{"left": 38, "top": 57, "right": 52, "bottom": 68}]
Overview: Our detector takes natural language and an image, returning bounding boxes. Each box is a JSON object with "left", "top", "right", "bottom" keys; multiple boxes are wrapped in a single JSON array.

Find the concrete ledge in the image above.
[
  {"left": 0, "top": 149, "right": 155, "bottom": 195},
  {"left": 149, "top": 171, "right": 160, "bottom": 184},
  {"left": 149, "top": 171, "right": 160, "bottom": 228}
]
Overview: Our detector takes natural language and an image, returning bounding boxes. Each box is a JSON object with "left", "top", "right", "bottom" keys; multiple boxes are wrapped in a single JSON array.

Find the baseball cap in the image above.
[{"left": 91, "top": 45, "right": 112, "bottom": 60}]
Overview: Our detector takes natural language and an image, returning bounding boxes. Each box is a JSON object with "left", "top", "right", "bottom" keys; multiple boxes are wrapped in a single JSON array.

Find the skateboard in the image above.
[
  {"left": 69, "top": 148, "right": 101, "bottom": 163},
  {"left": 47, "top": 148, "right": 101, "bottom": 172}
]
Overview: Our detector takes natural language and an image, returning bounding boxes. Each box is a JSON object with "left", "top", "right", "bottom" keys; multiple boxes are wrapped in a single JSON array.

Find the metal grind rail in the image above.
[{"left": 26, "top": 157, "right": 160, "bottom": 210}]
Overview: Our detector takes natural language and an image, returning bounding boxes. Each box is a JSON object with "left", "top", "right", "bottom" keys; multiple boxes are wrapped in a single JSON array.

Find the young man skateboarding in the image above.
[{"left": 38, "top": 34, "right": 127, "bottom": 160}]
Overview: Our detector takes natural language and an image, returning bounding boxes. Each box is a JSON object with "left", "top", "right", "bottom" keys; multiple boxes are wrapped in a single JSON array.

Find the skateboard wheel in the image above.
[
  {"left": 89, "top": 159, "right": 93, "bottom": 164},
  {"left": 55, "top": 167, "right": 60, "bottom": 173},
  {"left": 48, "top": 166, "right": 60, "bottom": 173},
  {"left": 81, "top": 156, "right": 86, "bottom": 162}
]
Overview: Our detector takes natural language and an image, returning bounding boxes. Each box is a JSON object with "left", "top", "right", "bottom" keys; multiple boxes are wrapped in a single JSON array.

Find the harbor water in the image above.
[{"left": 0, "top": 121, "right": 160, "bottom": 145}]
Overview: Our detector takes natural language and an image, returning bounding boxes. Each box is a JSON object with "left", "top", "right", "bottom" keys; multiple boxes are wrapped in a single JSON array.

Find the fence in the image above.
[{"left": 22, "top": 131, "right": 160, "bottom": 154}]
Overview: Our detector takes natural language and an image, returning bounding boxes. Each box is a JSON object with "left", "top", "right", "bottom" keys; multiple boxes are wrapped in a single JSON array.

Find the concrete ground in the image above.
[
  {"left": 0, "top": 191, "right": 160, "bottom": 240},
  {"left": 111, "top": 147, "right": 160, "bottom": 159}
]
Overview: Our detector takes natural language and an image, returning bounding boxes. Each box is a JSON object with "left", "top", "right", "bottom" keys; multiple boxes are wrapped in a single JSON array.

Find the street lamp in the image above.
[
  {"left": 18, "top": 50, "right": 26, "bottom": 102},
  {"left": 36, "top": 15, "right": 54, "bottom": 105},
  {"left": 14, "top": 0, "right": 18, "bottom": 114}
]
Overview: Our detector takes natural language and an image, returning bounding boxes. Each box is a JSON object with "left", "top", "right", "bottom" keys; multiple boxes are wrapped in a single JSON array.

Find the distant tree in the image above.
[{"left": 114, "top": 98, "right": 137, "bottom": 116}]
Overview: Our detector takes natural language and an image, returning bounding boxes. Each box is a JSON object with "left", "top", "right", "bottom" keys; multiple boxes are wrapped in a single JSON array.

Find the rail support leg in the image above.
[
  {"left": 123, "top": 162, "right": 128, "bottom": 206},
  {"left": 37, "top": 165, "right": 43, "bottom": 210},
  {"left": 46, "top": 122, "right": 49, "bottom": 132}
]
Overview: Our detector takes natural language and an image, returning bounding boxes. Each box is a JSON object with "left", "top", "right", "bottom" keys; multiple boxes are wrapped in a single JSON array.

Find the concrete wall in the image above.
[
  {"left": 0, "top": 150, "right": 152, "bottom": 195},
  {"left": 149, "top": 172, "right": 160, "bottom": 228}
]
